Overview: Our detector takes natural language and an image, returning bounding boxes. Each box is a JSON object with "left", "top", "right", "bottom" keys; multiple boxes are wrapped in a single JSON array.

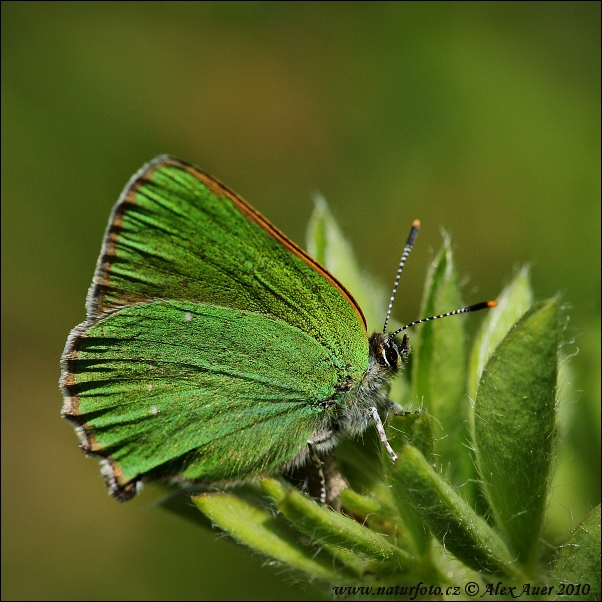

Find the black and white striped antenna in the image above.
[
  {"left": 382, "top": 220, "right": 421, "bottom": 334},
  {"left": 389, "top": 301, "right": 496, "bottom": 338},
  {"left": 382, "top": 220, "right": 496, "bottom": 337}
]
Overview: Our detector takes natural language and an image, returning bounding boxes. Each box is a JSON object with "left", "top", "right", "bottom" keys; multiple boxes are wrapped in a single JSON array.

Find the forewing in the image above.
[
  {"left": 62, "top": 301, "right": 343, "bottom": 500},
  {"left": 89, "top": 156, "right": 368, "bottom": 373}
]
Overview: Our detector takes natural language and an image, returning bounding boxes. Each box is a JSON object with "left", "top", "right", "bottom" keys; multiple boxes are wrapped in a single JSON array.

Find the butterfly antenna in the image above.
[
  {"left": 382, "top": 220, "right": 421, "bottom": 333},
  {"left": 389, "top": 301, "right": 497, "bottom": 338}
]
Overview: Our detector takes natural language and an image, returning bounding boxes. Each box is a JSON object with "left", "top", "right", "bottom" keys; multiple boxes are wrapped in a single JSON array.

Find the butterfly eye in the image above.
[
  {"left": 369, "top": 332, "right": 405, "bottom": 370},
  {"left": 384, "top": 341, "right": 399, "bottom": 368}
]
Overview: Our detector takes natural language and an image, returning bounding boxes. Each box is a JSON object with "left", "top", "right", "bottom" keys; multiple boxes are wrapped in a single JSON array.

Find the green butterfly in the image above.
[{"left": 61, "top": 156, "right": 493, "bottom": 501}]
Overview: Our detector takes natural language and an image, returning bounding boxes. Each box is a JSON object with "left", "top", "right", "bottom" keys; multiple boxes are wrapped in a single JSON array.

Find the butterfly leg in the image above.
[
  {"left": 305, "top": 429, "right": 337, "bottom": 506},
  {"left": 283, "top": 431, "right": 347, "bottom": 507},
  {"left": 304, "top": 444, "right": 348, "bottom": 509},
  {"left": 306, "top": 441, "right": 327, "bottom": 505},
  {"left": 368, "top": 407, "right": 398, "bottom": 462}
]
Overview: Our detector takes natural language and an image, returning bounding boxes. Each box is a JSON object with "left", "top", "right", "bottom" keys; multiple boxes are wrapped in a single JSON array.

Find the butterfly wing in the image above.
[
  {"left": 62, "top": 301, "right": 344, "bottom": 500},
  {"left": 62, "top": 157, "right": 368, "bottom": 499},
  {"left": 87, "top": 156, "right": 367, "bottom": 371}
]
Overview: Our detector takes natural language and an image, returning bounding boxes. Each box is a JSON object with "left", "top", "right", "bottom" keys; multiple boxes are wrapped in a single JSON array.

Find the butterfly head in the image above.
[{"left": 368, "top": 331, "right": 410, "bottom": 372}]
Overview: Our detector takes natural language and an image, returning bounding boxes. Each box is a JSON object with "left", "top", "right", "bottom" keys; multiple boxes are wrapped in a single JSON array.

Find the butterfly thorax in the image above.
[{"left": 335, "top": 332, "right": 410, "bottom": 437}]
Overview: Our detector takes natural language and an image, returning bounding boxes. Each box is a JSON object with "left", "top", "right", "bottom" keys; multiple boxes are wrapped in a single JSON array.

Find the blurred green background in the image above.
[{"left": 2, "top": 2, "right": 599, "bottom": 599}]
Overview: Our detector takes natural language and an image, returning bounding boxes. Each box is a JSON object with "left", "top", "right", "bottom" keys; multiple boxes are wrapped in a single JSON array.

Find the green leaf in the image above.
[
  {"left": 410, "top": 234, "right": 470, "bottom": 487},
  {"left": 468, "top": 265, "right": 534, "bottom": 399},
  {"left": 260, "top": 477, "right": 415, "bottom": 576},
  {"left": 552, "top": 505, "right": 601, "bottom": 601},
  {"left": 392, "top": 445, "right": 521, "bottom": 580},
  {"left": 192, "top": 485, "right": 352, "bottom": 583},
  {"left": 474, "top": 299, "right": 558, "bottom": 569}
]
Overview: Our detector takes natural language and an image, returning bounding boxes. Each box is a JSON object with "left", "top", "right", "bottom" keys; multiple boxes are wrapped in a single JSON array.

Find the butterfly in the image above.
[{"left": 61, "top": 156, "right": 494, "bottom": 501}]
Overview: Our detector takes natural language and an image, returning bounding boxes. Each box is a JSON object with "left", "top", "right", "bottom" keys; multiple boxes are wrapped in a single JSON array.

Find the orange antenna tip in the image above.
[
  {"left": 487, "top": 301, "right": 497, "bottom": 308},
  {"left": 412, "top": 219, "right": 421, "bottom": 228}
]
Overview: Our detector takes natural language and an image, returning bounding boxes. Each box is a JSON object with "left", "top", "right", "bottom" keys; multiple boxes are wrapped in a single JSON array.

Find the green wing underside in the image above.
[
  {"left": 89, "top": 157, "right": 368, "bottom": 373},
  {"left": 63, "top": 157, "right": 370, "bottom": 498},
  {"left": 64, "top": 301, "right": 347, "bottom": 489}
]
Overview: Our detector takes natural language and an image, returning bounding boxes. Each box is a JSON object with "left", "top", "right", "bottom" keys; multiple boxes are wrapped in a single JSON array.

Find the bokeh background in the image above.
[{"left": 2, "top": 2, "right": 599, "bottom": 599}]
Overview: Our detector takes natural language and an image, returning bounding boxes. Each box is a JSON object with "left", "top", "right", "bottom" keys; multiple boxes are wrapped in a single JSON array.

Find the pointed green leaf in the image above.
[
  {"left": 411, "top": 235, "right": 470, "bottom": 486},
  {"left": 392, "top": 445, "right": 520, "bottom": 580},
  {"left": 465, "top": 267, "right": 533, "bottom": 511},
  {"left": 261, "top": 477, "right": 415, "bottom": 575},
  {"left": 192, "top": 487, "right": 350, "bottom": 583},
  {"left": 468, "top": 265, "right": 533, "bottom": 398},
  {"left": 474, "top": 299, "right": 558, "bottom": 568},
  {"left": 552, "top": 505, "right": 601, "bottom": 601}
]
